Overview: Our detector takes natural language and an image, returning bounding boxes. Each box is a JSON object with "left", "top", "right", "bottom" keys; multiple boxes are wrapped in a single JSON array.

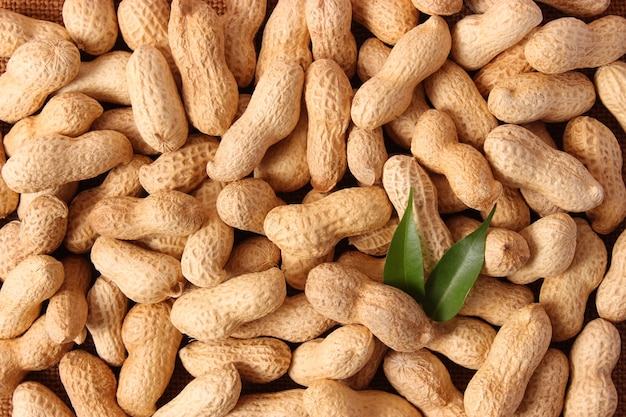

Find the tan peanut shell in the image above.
[
  {"left": 222, "top": 0, "right": 266, "bottom": 88},
  {"left": 90, "top": 106, "right": 158, "bottom": 155},
  {"left": 412, "top": 0, "right": 461, "bottom": 15},
  {"left": 336, "top": 250, "right": 385, "bottom": 283},
  {"left": 351, "top": 15, "right": 451, "bottom": 130},
  {"left": 487, "top": 71, "right": 596, "bottom": 124},
  {"left": 482, "top": 185, "right": 531, "bottom": 232},
  {"left": 508, "top": 212, "right": 577, "bottom": 285},
  {"left": 0, "top": 314, "right": 74, "bottom": 397},
  {"left": 135, "top": 233, "right": 188, "bottom": 259},
  {"left": 170, "top": 267, "right": 287, "bottom": 341},
  {"left": 563, "top": 318, "right": 620, "bottom": 417},
  {"left": 0, "top": 8, "right": 71, "bottom": 57},
  {"left": 17, "top": 181, "right": 79, "bottom": 221},
  {"left": 62, "top": 0, "right": 118, "bottom": 55},
  {"left": 430, "top": 173, "right": 469, "bottom": 215},
  {"left": 64, "top": 154, "right": 151, "bottom": 254},
  {"left": 207, "top": 59, "right": 304, "bottom": 182},
  {"left": 596, "top": 227, "right": 626, "bottom": 322},
  {"left": 305, "top": 58, "right": 353, "bottom": 192},
  {"left": 55, "top": 51, "right": 132, "bottom": 106},
  {"left": 459, "top": 275, "right": 535, "bottom": 326},
  {"left": 90, "top": 236, "right": 186, "bottom": 304},
  {"left": 224, "top": 236, "right": 280, "bottom": 278},
  {"left": 117, "top": 301, "right": 182, "bottom": 417},
  {"left": 225, "top": 389, "right": 307, "bottom": 417},
  {"left": 305, "top": 262, "right": 433, "bottom": 352},
  {"left": 524, "top": 15, "right": 626, "bottom": 74},
  {"left": 411, "top": 109, "right": 502, "bottom": 212},
  {"left": 3, "top": 92, "right": 103, "bottom": 157},
  {"left": 216, "top": 178, "right": 285, "bottom": 235},
  {"left": 181, "top": 179, "right": 234, "bottom": 287},
  {"left": 303, "top": 378, "right": 422, "bottom": 417},
  {"left": 450, "top": 0, "right": 542, "bottom": 71},
  {"left": 0, "top": 254, "right": 64, "bottom": 339},
  {"left": 484, "top": 124, "right": 604, "bottom": 213},
  {"left": 255, "top": 0, "right": 311, "bottom": 83},
  {"left": 341, "top": 336, "right": 388, "bottom": 390},
  {"left": 264, "top": 185, "right": 392, "bottom": 259},
  {"left": 464, "top": 304, "right": 552, "bottom": 417},
  {"left": 44, "top": 255, "right": 91, "bottom": 344},
  {"left": 539, "top": 217, "right": 607, "bottom": 342},
  {"left": 2, "top": 130, "right": 134, "bottom": 194},
  {"left": 563, "top": 116, "right": 626, "bottom": 234},
  {"left": 11, "top": 381, "right": 76, "bottom": 417},
  {"left": 58, "top": 349, "right": 127, "bottom": 417},
  {"left": 348, "top": 215, "right": 398, "bottom": 257},
  {"left": 539, "top": 0, "right": 610, "bottom": 16},
  {"left": 179, "top": 337, "right": 291, "bottom": 383},
  {"left": 350, "top": 0, "right": 418, "bottom": 45},
  {"left": 139, "top": 134, "right": 217, "bottom": 194},
  {"left": 356, "top": 36, "right": 390, "bottom": 83},
  {"left": 305, "top": 0, "right": 357, "bottom": 78},
  {"left": 169, "top": 0, "right": 239, "bottom": 136},
  {"left": 85, "top": 276, "right": 128, "bottom": 367},
  {"left": 384, "top": 348, "right": 465, "bottom": 417},
  {"left": 88, "top": 190, "right": 204, "bottom": 240},
  {"left": 0, "top": 38, "right": 80, "bottom": 124},
  {"left": 288, "top": 324, "right": 376, "bottom": 386},
  {"left": 127, "top": 44, "right": 188, "bottom": 153},
  {"left": 595, "top": 60, "right": 626, "bottom": 134},
  {"left": 427, "top": 315, "right": 496, "bottom": 370},
  {"left": 0, "top": 137, "right": 18, "bottom": 219},
  {"left": 423, "top": 60, "right": 498, "bottom": 149},
  {"left": 346, "top": 124, "right": 387, "bottom": 187},
  {"left": 152, "top": 364, "right": 241, "bottom": 417},
  {"left": 382, "top": 154, "right": 454, "bottom": 275},
  {"left": 514, "top": 348, "right": 569, "bottom": 417}
]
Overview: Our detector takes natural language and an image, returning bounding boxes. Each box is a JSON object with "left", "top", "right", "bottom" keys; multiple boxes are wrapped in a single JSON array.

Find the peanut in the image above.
[
  {"left": 90, "top": 236, "right": 186, "bottom": 304},
  {"left": 411, "top": 109, "right": 502, "bottom": 212},
  {"left": 351, "top": 15, "right": 451, "bottom": 130},
  {"left": 481, "top": 185, "right": 531, "bottom": 232},
  {"left": 17, "top": 181, "right": 78, "bottom": 221},
  {"left": 305, "top": 0, "right": 357, "bottom": 78},
  {"left": 596, "top": 227, "right": 626, "bottom": 322},
  {"left": 305, "top": 58, "right": 353, "bottom": 192},
  {"left": 348, "top": 215, "right": 398, "bottom": 257},
  {"left": 384, "top": 348, "right": 466, "bottom": 417},
  {"left": 0, "top": 38, "right": 80, "bottom": 124},
  {"left": 563, "top": 116, "right": 626, "bottom": 234},
  {"left": 336, "top": 250, "right": 385, "bottom": 283},
  {"left": 0, "top": 254, "right": 64, "bottom": 339},
  {"left": 487, "top": 71, "right": 597, "bottom": 124},
  {"left": 152, "top": 364, "right": 241, "bottom": 417},
  {"left": 90, "top": 106, "right": 158, "bottom": 155},
  {"left": 11, "top": 381, "right": 76, "bottom": 417},
  {"left": 61, "top": 0, "right": 118, "bottom": 56},
  {"left": 169, "top": 0, "right": 239, "bottom": 136},
  {"left": 207, "top": 59, "right": 304, "bottom": 182},
  {"left": 87, "top": 190, "right": 204, "bottom": 240},
  {"left": 288, "top": 324, "right": 376, "bottom": 386},
  {"left": 170, "top": 267, "right": 287, "bottom": 341},
  {"left": 450, "top": 0, "right": 542, "bottom": 71},
  {"left": 3, "top": 92, "right": 103, "bottom": 157},
  {"left": 412, "top": 0, "right": 462, "bottom": 15},
  {"left": 539, "top": 217, "right": 607, "bottom": 342},
  {"left": 138, "top": 133, "right": 218, "bottom": 194},
  {"left": 0, "top": 8, "right": 71, "bottom": 57},
  {"left": 346, "top": 123, "right": 387, "bottom": 187},
  {"left": 563, "top": 318, "right": 620, "bottom": 417},
  {"left": 349, "top": 0, "right": 418, "bottom": 46},
  {"left": 55, "top": 51, "right": 132, "bottom": 106},
  {"left": 224, "top": 236, "right": 281, "bottom": 278},
  {"left": 134, "top": 233, "right": 188, "bottom": 259},
  {"left": 423, "top": 60, "right": 498, "bottom": 149},
  {"left": 225, "top": 389, "right": 307, "bottom": 417},
  {"left": 594, "top": 60, "right": 626, "bottom": 135},
  {"left": 1, "top": 130, "right": 134, "bottom": 194},
  {"left": 0, "top": 135, "right": 18, "bottom": 219},
  {"left": 85, "top": 275, "right": 129, "bottom": 367},
  {"left": 264, "top": 185, "right": 392, "bottom": 259},
  {"left": 126, "top": 44, "right": 188, "bottom": 153},
  {"left": 341, "top": 336, "right": 388, "bottom": 390},
  {"left": 464, "top": 303, "right": 552, "bottom": 417},
  {"left": 524, "top": 15, "right": 626, "bottom": 74},
  {"left": 117, "top": 301, "right": 182, "bottom": 417},
  {"left": 483, "top": 123, "right": 604, "bottom": 213},
  {"left": 179, "top": 337, "right": 291, "bottom": 383},
  {"left": 58, "top": 349, "right": 127, "bottom": 417},
  {"left": 305, "top": 262, "right": 434, "bottom": 352},
  {"left": 303, "top": 378, "right": 422, "bottom": 417}
]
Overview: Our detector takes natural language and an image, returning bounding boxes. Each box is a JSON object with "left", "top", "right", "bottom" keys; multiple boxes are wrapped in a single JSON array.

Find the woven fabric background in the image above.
[{"left": 1, "top": 0, "right": 626, "bottom": 416}]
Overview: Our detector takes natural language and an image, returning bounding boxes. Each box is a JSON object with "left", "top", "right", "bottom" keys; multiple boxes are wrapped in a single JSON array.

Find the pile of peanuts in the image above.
[{"left": 1, "top": 0, "right": 626, "bottom": 416}]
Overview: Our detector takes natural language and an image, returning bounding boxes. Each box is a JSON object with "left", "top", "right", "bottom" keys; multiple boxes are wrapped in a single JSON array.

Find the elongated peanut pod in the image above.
[
  {"left": 62, "top": 0, "right": 118, "bottom": 55},
  {"left": 0, "top": 9, "right": 71, "bottom": 57}
]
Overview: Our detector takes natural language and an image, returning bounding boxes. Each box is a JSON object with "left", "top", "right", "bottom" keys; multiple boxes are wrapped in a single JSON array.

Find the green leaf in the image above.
[
  {"left": 422, "top": 205, "right": 497, "bottom": 322},
  {"left": 383, "top": 188, "right": 425, "bottom": 302}
]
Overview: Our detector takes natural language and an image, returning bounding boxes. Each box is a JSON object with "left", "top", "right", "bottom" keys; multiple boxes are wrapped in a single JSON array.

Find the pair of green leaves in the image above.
[{"left": 383, "top": 188, "right": 496, "bottom": 322}]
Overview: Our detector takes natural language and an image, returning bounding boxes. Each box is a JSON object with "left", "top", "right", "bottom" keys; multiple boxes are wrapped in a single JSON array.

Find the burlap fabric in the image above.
[{"left": 0, "top": 0, "right": 625, "bottom": 416}]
